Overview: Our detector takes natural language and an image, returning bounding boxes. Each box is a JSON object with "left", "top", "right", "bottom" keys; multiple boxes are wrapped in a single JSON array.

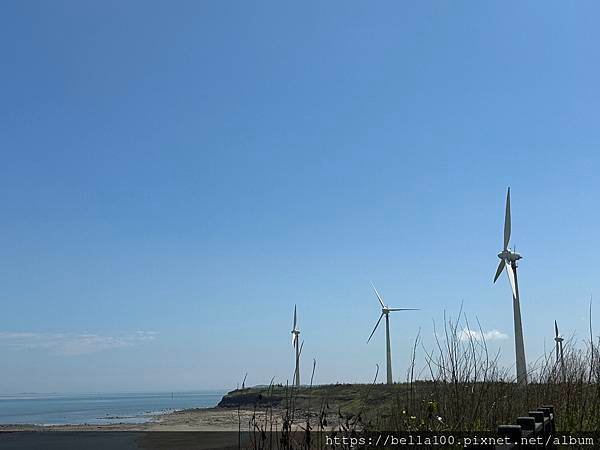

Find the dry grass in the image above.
[{"left": 227, "top": 308, "right": 600, "bottom": 448}]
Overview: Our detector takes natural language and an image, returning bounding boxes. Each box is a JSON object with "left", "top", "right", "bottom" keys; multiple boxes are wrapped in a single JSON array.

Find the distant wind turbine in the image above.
[
  {"left": 291, "top": 305, "right": 302, "bottom": 387},
  {"left": 367, "top": 282, "right": 419, "bottom": 385},
  {"left": 554, "top": 320, "right": 564, "bottom": 367},
  {"left": 493, "top": 187, "right": 527, "bottom": 384}
]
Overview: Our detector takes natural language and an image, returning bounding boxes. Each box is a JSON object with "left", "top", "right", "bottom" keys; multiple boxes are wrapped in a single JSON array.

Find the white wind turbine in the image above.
[
  {"left": 493, "top": 187, "right": 527, "bottom": 384},
  {"left": 291, "top": 305, "right": 303, "bottom": 387},
  {"left": 554, "top": 320, "right": 564, "bottom": 367},
  {"left": 367, "top": 282, "right": 419, "bottom": 385}
]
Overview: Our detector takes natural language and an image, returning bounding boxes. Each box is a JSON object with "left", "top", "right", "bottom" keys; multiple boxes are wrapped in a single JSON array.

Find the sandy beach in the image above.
[
  {"left": 0, "top": 407, "right": 295, "bottom": 449},
  {"left": 0, "top": 407, "right": 271, "bottom": 432}
]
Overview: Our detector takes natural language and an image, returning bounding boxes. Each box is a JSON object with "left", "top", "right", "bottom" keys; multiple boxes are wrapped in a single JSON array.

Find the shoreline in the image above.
[{"left": 0, "top": 406, "right": 276, "bottom": 432}]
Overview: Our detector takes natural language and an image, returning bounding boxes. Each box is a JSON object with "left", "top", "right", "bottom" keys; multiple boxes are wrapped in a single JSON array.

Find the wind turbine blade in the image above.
[
  {"left": 299, "top": 341, "right": 304, "bottom": 357},
  {"left": 370, "top": 282, "right": 385, "bottom": 308},
  {"left": 493, "top": 259, "right": 505, "bottom": 283},
  {"left": 388, "top": 308, "right": 420, "bottom": 311},
  {"left": 503, "top": 187, "right": 511, "bottom": 251},
  {"left": 555, "top": 320, "right": 559, "bottom": 338},
  {"left": 293, "top": 305, "right": 297, "bottom": 330},
  {"left": 505, "top": 263, "right": 517, "bottom": 299},
  {"left": 367, "top": 313, "right": 384, "bottom": 343},
  {"left": 292, "top": 333, "right": 297, "bottom": 346}
]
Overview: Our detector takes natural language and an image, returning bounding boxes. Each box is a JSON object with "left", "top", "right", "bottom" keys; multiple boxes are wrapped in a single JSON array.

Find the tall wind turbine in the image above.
[
  {"left": 493, "top": 187, "right": 527, "bottom": 384},
  {"left": 291, "top": 305, "right": 301, "bottom": 387},
  {"left": 554, "top": 320, "right": 564, "bottom": 367},
  {"left": 367, "top": 282, "right": 419, "bottom": 385}
]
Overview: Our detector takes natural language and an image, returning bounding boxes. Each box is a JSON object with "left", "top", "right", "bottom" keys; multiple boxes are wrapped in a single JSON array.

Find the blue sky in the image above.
[{"left": 1, "top": 1, "right": 599, "bottom": 393}]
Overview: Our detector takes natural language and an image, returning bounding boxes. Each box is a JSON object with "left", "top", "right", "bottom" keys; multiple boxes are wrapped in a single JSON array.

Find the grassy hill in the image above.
[
  {"left": 216, "top": 380, "right": 598, "bottom": 433},
  {"left": 219, "top": 383, "right": 393, "bottom": 413}
]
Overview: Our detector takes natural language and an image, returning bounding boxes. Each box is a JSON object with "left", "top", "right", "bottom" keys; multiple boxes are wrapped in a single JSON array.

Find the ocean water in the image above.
[{"left": 0, "top": 390, "right": 226, "bottom": 426}]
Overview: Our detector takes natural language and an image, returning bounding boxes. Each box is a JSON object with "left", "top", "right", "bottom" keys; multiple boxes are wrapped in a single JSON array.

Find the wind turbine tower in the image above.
[
  {"left": 367, "top": 282, "right": 419, "bottom": 385},
  {"left": 493, "top": 187, "right": 527, "bottom": 384}
]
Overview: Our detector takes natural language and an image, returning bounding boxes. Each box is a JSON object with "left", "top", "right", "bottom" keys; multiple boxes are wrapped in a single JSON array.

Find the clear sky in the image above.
[{"left": 1, "top": 1, "right": 599, "bottom": 393}]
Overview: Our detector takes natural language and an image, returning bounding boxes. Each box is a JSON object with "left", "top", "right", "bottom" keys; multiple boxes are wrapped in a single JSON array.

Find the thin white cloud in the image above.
[
  {"left": 0, "top": 331, "right": 157, "bottom": 355},
  {"left": 458, "top": 328, "right": 508, "bottom": 342}
]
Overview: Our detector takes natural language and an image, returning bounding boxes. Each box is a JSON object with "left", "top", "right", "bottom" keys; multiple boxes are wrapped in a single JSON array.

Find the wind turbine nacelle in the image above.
[{"left": 498, "top": 250, "right": 522, "bottom": 262}]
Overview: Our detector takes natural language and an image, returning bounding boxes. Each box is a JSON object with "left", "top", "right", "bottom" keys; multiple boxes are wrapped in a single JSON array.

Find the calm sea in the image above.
[{"left": 0, "top": 390, "right": 226, "bottom": 426}]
